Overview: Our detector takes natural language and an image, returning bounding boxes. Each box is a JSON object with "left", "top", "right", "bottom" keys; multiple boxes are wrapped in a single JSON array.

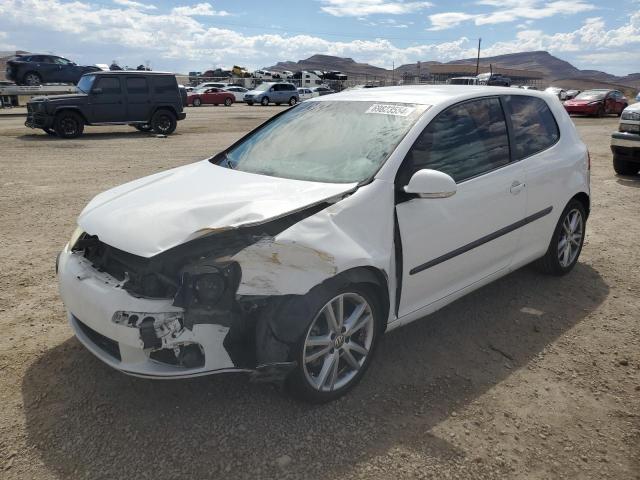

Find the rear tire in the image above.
[
  {"left": 535, "top": 199, "right": 586, "bottom": 276},
  {"left": 287, "top": 284, "right": 382, "bottom": 403},
  {"left": 23, "top": 72, "right": 42, "bottom": 86},
  {"left": 151, "top": 109, "right": 177, "bottom": 135},
  {"left": 613, "top": 156, "right": 639, "bottom": 175},
  {"left": 224, "top": 97, "right": 233, "bottom": 106},
  {"left": 289, "top": 97, "right": 297, "bottom": 106},
  {"left": 53, "top": 111, "right": 84, "bottom": 138},
  {"left": 192, "top": 98, "right": 202, "bottom": 107},
  {"left": 261, "top": 97, "right": 269, "bottom": 106}
]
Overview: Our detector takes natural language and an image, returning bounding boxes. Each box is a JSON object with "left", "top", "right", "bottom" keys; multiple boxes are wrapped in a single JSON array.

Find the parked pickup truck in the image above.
[
  {"left": 611, "top": 103, "right": 640, "bottom": 175},
  {"left": 25, "top": 71, "right": 186, "bottom": 138}
]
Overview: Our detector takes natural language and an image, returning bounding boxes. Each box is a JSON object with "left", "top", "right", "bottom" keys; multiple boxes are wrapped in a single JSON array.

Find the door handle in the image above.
[{"left": 510, "top": 181, "right": 525, "bottom": 195}]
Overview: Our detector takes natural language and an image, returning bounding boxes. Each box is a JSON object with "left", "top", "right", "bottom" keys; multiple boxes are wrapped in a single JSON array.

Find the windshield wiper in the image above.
[{"left": 224, "top": 154, "right": 234, "bottom": 169}]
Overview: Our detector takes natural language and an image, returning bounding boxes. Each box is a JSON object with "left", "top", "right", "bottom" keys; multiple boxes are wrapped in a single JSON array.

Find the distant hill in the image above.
[
  {"left": 271, "top": 51, "right": 639, "bottom": 92},
  {"left": 404, "top": 51, "right": 639, "bottom": 89},
  {"left": 268, "top": 54, "right": 389, "bottom": 77}
]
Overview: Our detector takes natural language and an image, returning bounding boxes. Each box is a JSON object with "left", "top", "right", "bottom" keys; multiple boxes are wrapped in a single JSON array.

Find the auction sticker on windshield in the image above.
[{"left": 365, "top": 104, "right": 417, "bottom": 116}]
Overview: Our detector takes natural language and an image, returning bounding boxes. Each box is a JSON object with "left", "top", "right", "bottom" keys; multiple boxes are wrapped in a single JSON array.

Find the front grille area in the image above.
[
  {"left": 75, "top": 317, "right": 121, "bottom": 361},
  {"left": 75, "top": 235, "right": 177, "bottom": 298}
]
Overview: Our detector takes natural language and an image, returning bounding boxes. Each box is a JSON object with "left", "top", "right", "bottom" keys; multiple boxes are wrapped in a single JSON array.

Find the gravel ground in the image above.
[{"left": 0, "top": 105, "right": 638, "bottom": 480}]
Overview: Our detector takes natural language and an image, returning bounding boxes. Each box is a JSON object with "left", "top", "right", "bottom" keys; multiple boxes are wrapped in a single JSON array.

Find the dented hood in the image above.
[{"left": 78, "top": 160, "right": 357, "bottom": 257}]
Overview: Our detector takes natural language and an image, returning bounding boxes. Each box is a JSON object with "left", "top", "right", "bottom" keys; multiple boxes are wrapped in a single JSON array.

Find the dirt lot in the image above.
[{"left": 0, "top": 105, "right": 638, "bottom": 480}]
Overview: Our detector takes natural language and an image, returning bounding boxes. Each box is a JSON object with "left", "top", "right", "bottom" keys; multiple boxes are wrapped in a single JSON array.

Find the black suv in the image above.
[
  {"left": 25, "top": 71, "right": 187, "bottom": 138},
  {"left": 5, "top": 54, "right": 101, "bottom": 86}
]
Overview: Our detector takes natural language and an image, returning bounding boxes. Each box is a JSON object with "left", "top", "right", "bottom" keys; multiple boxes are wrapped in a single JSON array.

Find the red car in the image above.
[
  {"left": 188, "top": 87, "right": 234, "bottom": 107},
  {"left": 563, "top": 89, "right": 628, "bottom": 117}
]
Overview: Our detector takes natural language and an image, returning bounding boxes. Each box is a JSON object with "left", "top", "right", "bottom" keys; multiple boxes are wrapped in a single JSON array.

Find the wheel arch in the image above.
[
  {"left": 571, "top": 191, "right": 590, "bottom": 219},
  {"left": 151, "top": 105, "right": 178, "bottom": 118},
  {"left": 54, "top": 107, "right": 89, "bottom": 125},
  {"left": 338, "top": 266, "right": 390, "bottom": 333}
]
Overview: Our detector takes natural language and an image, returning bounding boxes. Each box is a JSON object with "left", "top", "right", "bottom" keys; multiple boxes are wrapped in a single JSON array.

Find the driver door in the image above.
[
  {"left": 89, "top": 76, "right": 126, "bottom": 123},
  {"left": 395, "top": 96, "right": 526, "bottom": 318}
]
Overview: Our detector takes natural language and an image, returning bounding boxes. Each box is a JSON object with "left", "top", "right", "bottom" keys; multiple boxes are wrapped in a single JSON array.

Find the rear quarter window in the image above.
[
  {"left": 507, "top": 96, "right": 560, "bottom": 159},
  {"left": 154, "top": 76, "right": 178, "bottom": 94}
]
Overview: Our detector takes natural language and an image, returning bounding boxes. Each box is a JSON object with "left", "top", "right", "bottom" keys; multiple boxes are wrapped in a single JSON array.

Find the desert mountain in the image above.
[{"left": 269, "top": 51, "right": 639, "bottom": 90}]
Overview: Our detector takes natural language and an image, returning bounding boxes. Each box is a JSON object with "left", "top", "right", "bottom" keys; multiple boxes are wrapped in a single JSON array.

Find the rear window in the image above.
[
  {"left": 507, "top": 96, "right": 560, "bottom": 160},
  {"left": 154, "top": 75, "right": 177, "bottom": 94}
]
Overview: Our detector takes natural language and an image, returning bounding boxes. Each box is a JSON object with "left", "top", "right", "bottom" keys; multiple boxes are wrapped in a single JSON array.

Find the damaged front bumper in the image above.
[{"left": 58, "top": 249, "right": 249, "bottom": 378}]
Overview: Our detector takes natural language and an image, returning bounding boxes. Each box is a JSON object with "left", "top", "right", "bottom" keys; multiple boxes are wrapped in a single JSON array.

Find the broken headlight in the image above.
[
  {"left": 194, "top": 273, "right": 225, "bottom": 305},
  {"left": 68, "top": 226, "right": 84, "bottom": 250}
]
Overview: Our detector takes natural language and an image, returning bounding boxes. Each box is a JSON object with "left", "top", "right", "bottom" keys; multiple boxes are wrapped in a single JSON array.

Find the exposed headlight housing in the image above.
[
  {"left": 68, "top": 226, "right": 84, "bottom": 250},
  {"left": 194, "top": 273, "right": 226, "bottom": 305}
]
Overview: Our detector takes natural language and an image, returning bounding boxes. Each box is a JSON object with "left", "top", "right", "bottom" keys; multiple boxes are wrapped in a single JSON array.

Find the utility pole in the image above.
[{"left": 475, "top": 38, "right": 481, "bottom": 76}]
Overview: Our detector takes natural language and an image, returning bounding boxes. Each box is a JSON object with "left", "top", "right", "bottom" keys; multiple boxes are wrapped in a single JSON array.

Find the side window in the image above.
[
  {"left": 95, "top": 77, "right": 121, "bottom": 95},
  {"left": 507, "top": 95, "right": 560, "bottom": 160},
  {"left": 126, "top": 77, "right": 148, "bottom": 95},
  {"left": 399, "top": 97, "right": 510, "bottom": 184},
  {"left": 154, "top": 75, "right": 177, "bottom": 94}
]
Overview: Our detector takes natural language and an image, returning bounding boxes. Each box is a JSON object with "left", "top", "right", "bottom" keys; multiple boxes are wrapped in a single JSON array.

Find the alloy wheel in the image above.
[
  {"left": 557, "top": 208, "right": 583, "bottom": 268},
  {"left": 302, "top": 293, "right": 374, "bottom": 392},
  {"left": 60, "top": 117, "right": 78, "bottom": 136},
  {"left": 156, "top": 115, "right": 171, "bottom": 133}
]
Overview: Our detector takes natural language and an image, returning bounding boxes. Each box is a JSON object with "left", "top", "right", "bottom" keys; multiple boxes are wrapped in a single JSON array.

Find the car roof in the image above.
[{"left": 309, "top": 85, "right": 553, "bottom": 106}]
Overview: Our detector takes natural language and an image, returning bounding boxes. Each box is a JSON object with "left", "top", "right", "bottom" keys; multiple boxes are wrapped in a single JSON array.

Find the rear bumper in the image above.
[
  {"left": 57, "top": 249, "right": 246, "bottom": 378},
  {"left": 611, "top": 132, "right": 640, "bottom": 163}
]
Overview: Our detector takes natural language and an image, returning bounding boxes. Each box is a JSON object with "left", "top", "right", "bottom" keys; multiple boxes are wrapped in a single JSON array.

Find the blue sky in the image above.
[{"left": 1, "top": 0, "right": 639, "bottom": 75}]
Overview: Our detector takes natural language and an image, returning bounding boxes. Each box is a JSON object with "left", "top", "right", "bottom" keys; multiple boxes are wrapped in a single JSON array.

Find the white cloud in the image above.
[
  {"left": 171, "top": 2, "right": 230, "bottom": 17},
  {"left": 0, "top": 0, "right": 637, "bottom": 75},
  {"left": 320, "top": 0, "right": 432, "bottom": 17},
  {"left": 428, "top": 0, "right": 596, "bottom": 30},
  {"left": 113, "top": 0, "right": 155, "bottom": 10}
]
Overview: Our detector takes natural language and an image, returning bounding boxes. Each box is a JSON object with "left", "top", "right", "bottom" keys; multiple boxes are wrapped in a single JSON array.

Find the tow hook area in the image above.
[{"left": 111, "top": 311, "right": 205, "bottom": 368}]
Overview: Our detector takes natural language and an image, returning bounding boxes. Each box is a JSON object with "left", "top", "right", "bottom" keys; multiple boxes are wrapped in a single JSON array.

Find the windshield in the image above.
[
  {"left": 218, "top": 101, "right": 428, "bottom": 183},
  {"left": 575, "top": 91, "right": 607, "bottom": 100},
  {"left": 254, "top": 83, "right": 273, "bottom": 92},
  {"left": 76, "top": 75, "right": 95, "bottom": 93}
]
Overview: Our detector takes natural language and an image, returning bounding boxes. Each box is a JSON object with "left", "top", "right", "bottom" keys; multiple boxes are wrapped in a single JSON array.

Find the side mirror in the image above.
[
  {"left": 91, "top": 87, "right": 103, "bottom": 94},
  {"left": 269, "top": 87, "right": 275, "bottom": 92},
  {"left": 404, "top": 169, "right": 456, "bottom": 198}
]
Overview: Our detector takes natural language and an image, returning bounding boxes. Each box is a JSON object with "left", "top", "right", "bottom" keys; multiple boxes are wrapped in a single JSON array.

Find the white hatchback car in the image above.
[
  {"left": 57, "top": 86, "right": 590, "bottom": 402},
  {"left": 224, "top": 86, "right": 249, "bottom": 102}
]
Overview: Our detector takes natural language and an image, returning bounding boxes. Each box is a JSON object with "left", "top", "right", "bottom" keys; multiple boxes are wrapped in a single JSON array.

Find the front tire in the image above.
[
  {"left": 192, "top": 97, "right": 202, "bottom": 107},
  {"left": 53, "top": 111, "right": 84, "bottom": 138},
  {"left": 289, "top": 97, "right": 297, "bottom": 106},
  {"left": 151, "top": 109, "right": 177, "bottom": 135},
  {"left": 536, "top": 199, "right": 586, "bottom": 275},
  {"left": 613, "top": 156, "right": 639, "bottom": 175},
  {"left": 261, "top": 97, "right": 269, "bottom": 106},
  {"left": 287, "top": 285, "right": 381, "bottom": 403}
]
